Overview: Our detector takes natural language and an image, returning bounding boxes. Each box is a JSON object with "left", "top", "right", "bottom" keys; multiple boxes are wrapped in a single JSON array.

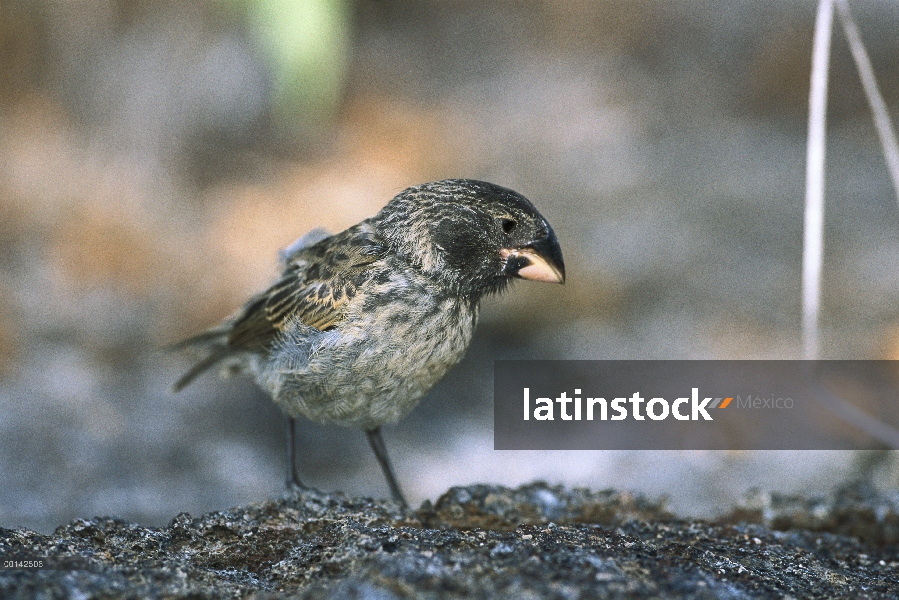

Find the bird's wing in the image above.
[
  {"left": 278, "top": 227, "right": 331, "bottom": 266},
  {"left": 226, "top": 222, "right": 386, "bottom": 351}
]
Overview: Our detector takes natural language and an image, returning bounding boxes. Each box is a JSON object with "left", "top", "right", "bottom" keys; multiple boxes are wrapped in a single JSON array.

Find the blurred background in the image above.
[{"left": 2, "top": 0, "right": 899, "bottom": 533}]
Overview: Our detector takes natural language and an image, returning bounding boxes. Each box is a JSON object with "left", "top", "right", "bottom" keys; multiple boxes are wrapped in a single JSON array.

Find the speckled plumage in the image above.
[
  {"left": 174, "top": 179, "right": 564, "bottom": 504},
  {"left": 261, "top": 221, "right": 480, "bottom": 430}
]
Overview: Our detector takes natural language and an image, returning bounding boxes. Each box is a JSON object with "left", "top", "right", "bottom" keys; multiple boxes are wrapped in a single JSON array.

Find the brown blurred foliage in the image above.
[{"left": 0, "top": 3, "right": 45, "bottom": 104}]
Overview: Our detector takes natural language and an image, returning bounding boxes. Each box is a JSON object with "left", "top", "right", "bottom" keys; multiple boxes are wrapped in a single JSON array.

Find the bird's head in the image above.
[{"left": 375, "top": 179, "right": 565, "bottom": 297}]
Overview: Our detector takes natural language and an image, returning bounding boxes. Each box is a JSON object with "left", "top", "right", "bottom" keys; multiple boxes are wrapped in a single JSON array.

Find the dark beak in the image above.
[{"left": 501, "top": 227, "right": 565, "bottom": 284}]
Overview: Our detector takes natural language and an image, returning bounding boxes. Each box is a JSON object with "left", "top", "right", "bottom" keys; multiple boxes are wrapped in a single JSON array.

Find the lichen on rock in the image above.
[{"left": 1, "top": 482, "right": 898, "bottom": 598}]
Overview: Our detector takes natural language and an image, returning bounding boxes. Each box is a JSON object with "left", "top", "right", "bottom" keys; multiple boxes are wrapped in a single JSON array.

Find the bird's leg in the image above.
[
  {"left": 286, "top": 417, "right": 305, "bottom": 489},
  {"left": 366, "top": 427, "right": 408, "bottom": 508}
]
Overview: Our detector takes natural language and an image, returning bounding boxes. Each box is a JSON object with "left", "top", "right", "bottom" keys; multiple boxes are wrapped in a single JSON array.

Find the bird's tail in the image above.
[{"left": 167, "top": 327, "right": 232, "bottom": 392}]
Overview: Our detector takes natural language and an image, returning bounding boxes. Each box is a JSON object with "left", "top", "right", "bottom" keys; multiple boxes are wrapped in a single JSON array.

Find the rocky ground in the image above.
[{"left": 1, "top": 482, "right": 897, "bottom": 599}]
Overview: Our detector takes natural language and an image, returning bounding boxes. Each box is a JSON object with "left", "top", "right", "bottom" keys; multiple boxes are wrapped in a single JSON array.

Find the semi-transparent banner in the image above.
[{"left": 493, "top": 360, "right": 899, "bottom": 450}]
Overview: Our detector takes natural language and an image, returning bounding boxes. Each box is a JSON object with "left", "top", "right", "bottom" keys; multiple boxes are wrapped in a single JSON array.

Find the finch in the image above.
[{"left": 173, "top": 179, "right": 565, "bottom": 507}]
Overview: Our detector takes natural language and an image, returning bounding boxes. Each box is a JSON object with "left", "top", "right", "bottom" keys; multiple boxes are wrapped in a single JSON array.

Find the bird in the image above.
[{"left": 172, "top": 179, "right": 565, "bottom": 507}]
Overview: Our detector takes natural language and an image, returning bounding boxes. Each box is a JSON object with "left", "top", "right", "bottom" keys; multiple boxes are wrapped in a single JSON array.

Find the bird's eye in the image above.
[{"left": 500, "top": 218, "right": 517, "bottom": 234}]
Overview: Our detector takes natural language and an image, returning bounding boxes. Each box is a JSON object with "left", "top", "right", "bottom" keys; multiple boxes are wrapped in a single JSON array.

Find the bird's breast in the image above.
[{"left": 262, "top": 280, "right": 479, "bottom": 430}]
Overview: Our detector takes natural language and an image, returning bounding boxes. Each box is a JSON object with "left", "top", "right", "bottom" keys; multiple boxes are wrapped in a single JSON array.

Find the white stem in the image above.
[
  {"left": 835, "top": 0, "right": 899, "bottom": 204},
  {"left": 815, "top": 380, "right": 899, "bottom": 449},
  {"left": 803, "top": 0, "right": 834, "bottom": 360}
]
